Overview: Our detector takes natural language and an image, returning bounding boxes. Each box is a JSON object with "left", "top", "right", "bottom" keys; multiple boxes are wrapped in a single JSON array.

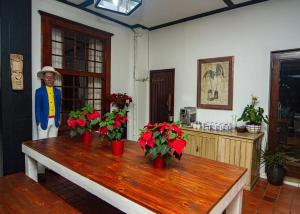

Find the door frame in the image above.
[
  {"left": 149, "top": 69, "right": 175, "bottom": 123},
  {"left": 269, "top": 48, "right": 300, "bottom": 150}
]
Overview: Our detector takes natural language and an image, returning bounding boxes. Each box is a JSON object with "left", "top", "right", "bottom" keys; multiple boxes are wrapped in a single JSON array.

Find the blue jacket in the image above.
[{"left": 35, "top": 86, "right": 61, "bottom": 130}]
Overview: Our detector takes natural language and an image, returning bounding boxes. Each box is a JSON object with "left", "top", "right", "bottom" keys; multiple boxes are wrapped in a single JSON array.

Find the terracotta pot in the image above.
[
  {"left": 153, "top": 154, "right": 165, "bottom": 169},
  {"left": 112, "top": 140, "right": 124, "bottom": 156},
  {"left": 82, "top": 131, "right": 92, "bottom": 146}
]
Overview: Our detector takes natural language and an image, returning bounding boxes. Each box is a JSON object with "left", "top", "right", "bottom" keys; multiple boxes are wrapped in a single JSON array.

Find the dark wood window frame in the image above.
[{"left": 40, "top": 11, "right": 112, "bottom": 117}]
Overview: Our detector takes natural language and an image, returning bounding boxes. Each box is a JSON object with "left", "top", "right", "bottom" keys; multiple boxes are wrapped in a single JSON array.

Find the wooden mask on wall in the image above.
[{"left": 10, "top": 54, "right": 24, "bottom": 90}]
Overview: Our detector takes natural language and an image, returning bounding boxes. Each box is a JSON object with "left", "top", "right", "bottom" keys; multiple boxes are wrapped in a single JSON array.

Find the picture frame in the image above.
[{"left": 197, "top": 56, "right": 234, "bottom": 110}]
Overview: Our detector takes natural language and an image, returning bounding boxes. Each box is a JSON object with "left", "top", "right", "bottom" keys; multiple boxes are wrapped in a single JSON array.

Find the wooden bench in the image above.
[{"left": 0, "top": 173, "right": 80, "bottom": 214}]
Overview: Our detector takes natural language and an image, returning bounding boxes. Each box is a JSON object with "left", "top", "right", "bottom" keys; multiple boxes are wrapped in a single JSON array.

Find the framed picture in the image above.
[{"left": 197, "top": 56, "right": 234, "bottom": 110}]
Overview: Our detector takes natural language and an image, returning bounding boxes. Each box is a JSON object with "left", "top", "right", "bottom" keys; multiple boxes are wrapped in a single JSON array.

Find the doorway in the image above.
[
  {"left": 269, "top": 49, "right": 300, "bottom": 178},
  {"left": 149, "top": 69, "right": 175, "bottom": 123}
]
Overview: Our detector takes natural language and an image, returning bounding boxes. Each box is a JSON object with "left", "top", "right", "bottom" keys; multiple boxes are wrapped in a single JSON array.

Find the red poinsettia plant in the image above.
[
  {"left": 67, "top": 104, "right": 100, "bottom": 138},
  {"left": 108, "top": 93, "right": 132, "bottom": 109},
  {"left": 138, "top": 121, "right": 188, "bottom": 164},
  {"left": 98, "top": 108, "right": 128, "bottom": 141}
]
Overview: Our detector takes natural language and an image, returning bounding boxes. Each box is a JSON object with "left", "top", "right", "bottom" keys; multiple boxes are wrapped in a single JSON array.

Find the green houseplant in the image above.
[
  {"left": 261, "top": 149, "right": 287, "bottom": 185},
  {"left": 238, "top": 96, "right": 268, "bottom": 133},
  {"left": 138, "top": 121, "right": 188, "bottom": 168},
  {"left": 97, "top": 108, "right": 128, "bottom": 156},
  {"left": 66, "top": 104, "right": 100, "bottom": 145}
]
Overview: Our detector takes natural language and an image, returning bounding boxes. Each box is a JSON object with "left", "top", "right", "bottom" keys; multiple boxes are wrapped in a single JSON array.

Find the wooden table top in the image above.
[{"left": 23, "top": 135, "right": 247, "bottom": 214}]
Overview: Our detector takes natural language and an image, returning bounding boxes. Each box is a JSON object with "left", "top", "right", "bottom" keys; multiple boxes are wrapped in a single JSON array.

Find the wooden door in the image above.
[
  {"left": 269, "top": 49, "right": 300, "bottom": 178},
  {"left": 150, "top": 69, "right": 174, "bottom": 123}
]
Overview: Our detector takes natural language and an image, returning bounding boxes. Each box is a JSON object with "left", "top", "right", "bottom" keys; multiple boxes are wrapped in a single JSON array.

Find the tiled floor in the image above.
[
  {"left": 242, "top": 179, "right": 300, "bottom": 214},
  {"left": 40, "top": 170, "right": 300, "bottom": 213}
]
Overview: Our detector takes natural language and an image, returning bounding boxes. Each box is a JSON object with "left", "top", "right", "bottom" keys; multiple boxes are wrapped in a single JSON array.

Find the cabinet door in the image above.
[
  {"left": 218, "top": 136, "right": 253, "bottom": 167},
  {"left": 184, "top": 132, "right": 218, "bottom": 160}
]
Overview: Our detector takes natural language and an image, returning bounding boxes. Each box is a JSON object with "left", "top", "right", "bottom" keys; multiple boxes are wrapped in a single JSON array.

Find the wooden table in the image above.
[{"left": 22, "top": 136, "right": 248, "bottom": 214}]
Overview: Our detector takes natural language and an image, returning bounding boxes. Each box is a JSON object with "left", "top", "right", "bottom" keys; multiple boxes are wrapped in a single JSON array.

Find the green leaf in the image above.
[
  {"left": 155, "top": 138, "right": 161, "bottom": 146},
  {"left": 153, "top": 131, "right": 161, "bottom": 138},
  {"left": 108, "top": 125, "right": 113, "bottom": 131},
  {"left": 169, "top": 132, "right": 177, "bottom": 140},
  {"left": 90, "top": 119, "right": 99, "bottom": 126},
  {"left": 150, "top": 147, "right": 158, "bottom": 159},
  {"left": 160, "top": 144, "right": 170, "bottom": 156}
]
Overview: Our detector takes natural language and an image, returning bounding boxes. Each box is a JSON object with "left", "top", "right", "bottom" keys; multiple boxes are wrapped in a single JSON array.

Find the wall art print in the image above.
[{"left": 197, "top": 56, "right": 234, "bottom": 110}]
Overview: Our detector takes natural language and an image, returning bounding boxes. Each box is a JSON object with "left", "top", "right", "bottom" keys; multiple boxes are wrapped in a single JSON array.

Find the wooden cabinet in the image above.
[{"left": 183, "top": 128, "right": 263, "bottom": 190}]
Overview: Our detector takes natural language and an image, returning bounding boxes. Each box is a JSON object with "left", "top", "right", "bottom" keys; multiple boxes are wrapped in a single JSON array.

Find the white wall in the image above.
[
  {"left": 149, "top": 0, "right": 300, "bottom": 139},
  {"left": 32, "top": 0, "right": 133, "bottom": 140}
]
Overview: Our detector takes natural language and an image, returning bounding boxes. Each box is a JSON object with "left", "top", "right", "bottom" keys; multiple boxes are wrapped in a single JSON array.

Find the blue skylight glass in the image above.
[{"left": 95, "top": 0, "right": 142, "bottom": 16}]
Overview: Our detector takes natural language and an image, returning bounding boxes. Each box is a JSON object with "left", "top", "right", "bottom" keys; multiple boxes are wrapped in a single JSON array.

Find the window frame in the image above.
[{"left": 40, "top": 11, "right": 112, "bottom": 115}]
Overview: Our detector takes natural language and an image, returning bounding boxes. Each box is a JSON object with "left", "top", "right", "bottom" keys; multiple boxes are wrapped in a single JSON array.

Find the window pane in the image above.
[
  {"left": 95, "top": 40, "right": 103, "bottom": 51},
  {"left": 52, "top": 28, "right": 62, "bottom": 42},
  {"left": 63, "top": 100, "right": 73, "bottom": 111},
  {"left": 88, "top": 49, "right": 95, "bottom": 61},
  {"left": 52, "top": 55, "right": 63, "bottom": 69},
  {"left": 88, "top": 61, "right": 94, "bottom": 72},
  {"left": 76, "top": 33, "right": 86, "bottom": 61},
  {"left": 94, "top": 100, "right": 101, "bottom": 111},
  {"left": 95, "top": 62, "right": 103, "bottom": 73},
  {"left": 64, "top": 32, "right": 74, "bottom": 70},
  {"left": 75, "top": 59, "right": 86, "bottom": 71},
  {"left": 55, "top": 75, "right": 62, "bottom": 87},
  {"left": 95, "top": 51, "right": 103, "bottom": 62}
]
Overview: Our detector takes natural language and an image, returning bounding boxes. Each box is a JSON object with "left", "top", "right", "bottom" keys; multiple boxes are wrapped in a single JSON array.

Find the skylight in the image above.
[{"left": 95, "top": 0, "right": 142, "bottom": 16}]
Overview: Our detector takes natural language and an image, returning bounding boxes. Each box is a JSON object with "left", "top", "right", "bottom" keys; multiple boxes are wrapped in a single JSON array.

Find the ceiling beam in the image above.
[
  {"left": 223, "top": 0, "right": 235, "bottom": 7},
  {"left": 78, "top": 0, "right": 94, "bottom": 8}
]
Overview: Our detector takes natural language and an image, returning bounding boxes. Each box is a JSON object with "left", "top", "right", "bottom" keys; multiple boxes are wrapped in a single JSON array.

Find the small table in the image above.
[{"left": 22, "top": 136, "right": 247, "bottom": 214}]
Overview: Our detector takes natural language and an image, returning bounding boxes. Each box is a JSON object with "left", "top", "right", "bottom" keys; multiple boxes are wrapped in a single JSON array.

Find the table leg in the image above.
[
  {"left": 25, "top": 155, "right": 38, "bottom": 182},
  {"left": 226, "top": 189, "right": 243, "bottom": 214}
]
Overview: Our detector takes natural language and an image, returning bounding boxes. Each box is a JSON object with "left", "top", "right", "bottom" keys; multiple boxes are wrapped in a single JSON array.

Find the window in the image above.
[{"left": 41, "top": 11, "right": 112, "bottom": 130}]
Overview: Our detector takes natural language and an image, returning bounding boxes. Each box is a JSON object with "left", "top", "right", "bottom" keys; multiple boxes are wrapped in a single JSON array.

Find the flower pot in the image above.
[
  {"left": 112, "top": 140, "right": 124, "bottom": 156},
  {"left": 266, "top": 166, "right": 286, "bottom": 186},
  {"left": 246, "top": 124, "right": 261, "bottom": 134},
  {"left": 153, "top": 155, "right": 165, "bottom": 169},
  {"left": 82, "top": 131, "right": 92, "bottom": 145}
]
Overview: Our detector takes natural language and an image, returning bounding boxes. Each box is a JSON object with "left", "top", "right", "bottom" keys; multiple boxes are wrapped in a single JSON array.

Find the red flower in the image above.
[
  {"left": 120, "top": 115, "right": 127, "bottom": 123},
  {"left": 141, "top": 131, "right": 152, "bottom": 141},
  {"left": 93, "top": 111, "right": 100, "bottom": 119},
  {"left": 67, "top": 119, "right": 77, "bottom": 129},
  {"left": 157, "top": 122, "right": 167, "bottom": 133},
  {"left": 139, "top": 138, "right": 147, "bottom": 149},
  {"left": 148, "top": 138, "right": 155, "bottom": 148},
  {"left": 113, "top": 119, "right": 121, "bottom": 129},
  {"left": 76, "top": 118, "right": 87, "bottom": 127},
  {"left": 168, "top": 124, "right": 183, "bottom": 135},
  {"left": 99, "top": 126, "right": 108, "bottom": 135},
  {"left": 87, "top": 113, "right": 94, "bottom": 121},
  {"left": 168, "top": 138, "right": 186, "bottom": 155}
]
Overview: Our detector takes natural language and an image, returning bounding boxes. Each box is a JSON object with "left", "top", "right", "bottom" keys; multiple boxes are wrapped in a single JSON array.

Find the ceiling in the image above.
[{"left": 56, "top": 0, "right": 269, "bottom": 30}]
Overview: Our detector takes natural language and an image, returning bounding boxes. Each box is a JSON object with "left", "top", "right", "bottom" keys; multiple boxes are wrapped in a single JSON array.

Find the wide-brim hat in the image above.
[{"left": 37, "top": 66, "right": 60, "bottom": 79}]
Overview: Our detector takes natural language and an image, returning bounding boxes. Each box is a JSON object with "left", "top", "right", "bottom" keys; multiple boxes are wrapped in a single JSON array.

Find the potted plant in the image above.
[
  {"left": 98, "top": 108, "right": 128, "bottom": 156},
  {"left": 67, "top": 104, "right": 100, "bottom": 145},
  {"left": 238, "top": 96, "right": 268, "bottom": 133},
  {"left": 108, "top": 93, "right": 132, "bottom": 109},
  {"left": 261, "top": 149, "right": 287, "bottom": 185},
  {"left": 138, "top": 122, "right": 188, "bottom": 168}
]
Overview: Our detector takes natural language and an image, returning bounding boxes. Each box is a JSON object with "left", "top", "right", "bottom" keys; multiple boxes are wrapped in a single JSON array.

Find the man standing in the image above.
[{"left": 35, "top": 66, "right": 61, "bottom": 139}]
